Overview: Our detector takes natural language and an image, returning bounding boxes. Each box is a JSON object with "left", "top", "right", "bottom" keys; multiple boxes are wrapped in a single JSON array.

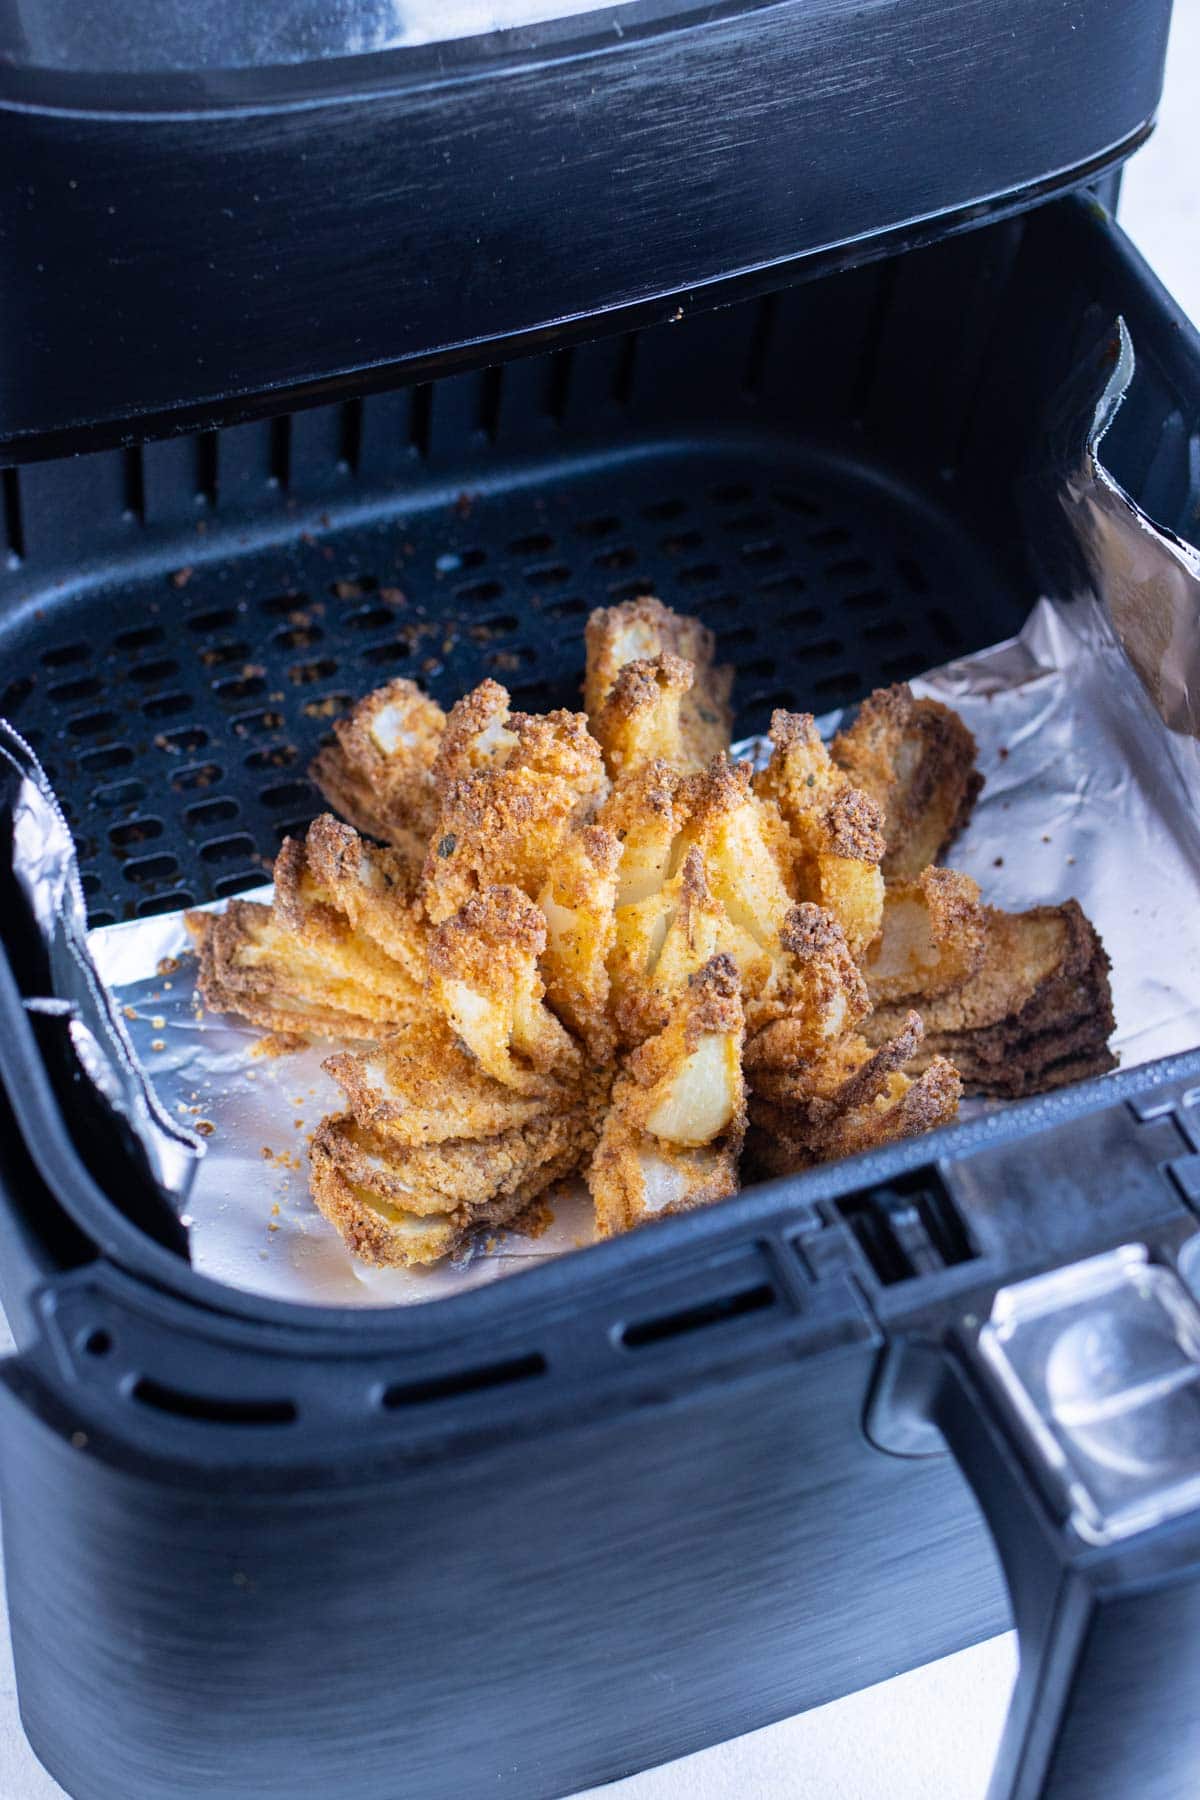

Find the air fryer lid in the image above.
[
  {"left": 0, "top": 0, "right": 646, "bottom": 69},
  {"left": 0, "top": 0, "right": 1172, "bottom": 461}
]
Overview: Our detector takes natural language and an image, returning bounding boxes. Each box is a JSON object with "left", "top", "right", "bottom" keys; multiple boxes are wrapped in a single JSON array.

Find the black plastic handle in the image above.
[{"left": 930, "top": 1254, "right": 1200, "bottom": 1800}]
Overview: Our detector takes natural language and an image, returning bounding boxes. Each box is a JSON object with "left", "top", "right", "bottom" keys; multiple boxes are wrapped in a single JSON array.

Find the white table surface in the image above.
[{"left": 1, "top": 11, "right": 1197, "bottom": 1795}]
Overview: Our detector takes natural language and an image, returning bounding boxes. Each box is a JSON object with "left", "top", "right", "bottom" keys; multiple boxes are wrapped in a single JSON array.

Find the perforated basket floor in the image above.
[{"left": 0, "top": 435, "right": 1023, "bottom": 925}]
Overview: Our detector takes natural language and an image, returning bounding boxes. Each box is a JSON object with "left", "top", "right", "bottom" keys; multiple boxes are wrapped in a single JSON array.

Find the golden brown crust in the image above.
[
  {"left": 189, "top": 898, "right": 422, "bottom": 1041},
  {"left": 779, "top": 901, "right": 849, "bottom": 959},
  {"left": 745, "top": 1014, "right": 961, "bottom": 1176},
  {"left": 765, "top": 708, "right": 823, "bottom": 756},
  {"left": 313, "top": 1106, "right": 594, "bottom": 1217},
  {"left": 639, "top": 952, "right": 743, "bottom": 1063},
  {"left": 600, "top": 758, "right": 690, "bottom": 855},
  {"left": 824, "top": 788, "right": 887, "bottom": 864},
  {"left": 584, "top": 596, "right": 733, "bottom": 770},
  {"left": 539, "top": 822, "right": 620, "bottom": 1060},
  {"left": 426, "top": 885, "right": 582, "bottom": 1089},
  {"left": 427, "top": 884, "right": 546, "bottom": 979},
  {"left": 589, "top": 1137, "right": 740, "bottom": 1239},
  {"left": 309, "top": 1146, "right": 460, "bottom": 1266},
  {"left": 747, "top": 1066, "right": 962, "bottom": 1177},
  {"left": 309, "top": 1128, "right": 558, "bottom": 1269},
  {"left": 864, "top": 866, "right": 986, "bottom": 1006},
  {"left": 682, "top": 751, "right": 753, "bottom": 819},
  {"left": 743, "top": 903, "right": 870, "bottom": 1063},
  {"left": 429, "top": 678, "right": 514, "bottom": 792},
  {"left": 831, "top": 684, "right": 982, "bottom": 877},
  {"left": 508, "top": 709, "right": 609, "bottom": 805},
  {"left": 309, "top": 677, "right": 446, "bottom": 869},
  {"left": 193, "top": 601, "right": 1103, "bottom": 1264},
  {"left": 269, "top": 835, "right": 314, "bottom": 934},
  {"left": 600, "top": 654, "right": 694, "bottom": 712},
  {"left": 592, "top": 653, "right": 693, "bottom": 777},
  {"left": 865, "top": 900, "right": 1116, "bottom": 1097},
  {"left": 748, "top": 1012, "right": 923, "bottom": 1114},
  {"left": 918, "top": 867, "right": 984, "bottom": 962},
  {"left": 754, "top": 709, "right": 885, "bottom": 957},
  {"left": 585, "top": 596, "right": 714, "bottom": 713},
  {"left": 895, "top": 1055, "right": 964, "bottom": 1136},
  {"left": 287, "top": 814, "right": 427, "bottom": 983},
  {"left": 826, "top": 1009, "right": 925, "bottom": 1113},
  {"left": 196, "top": 815, "right": 430, "bottom": 1041},
  {"left": 870, "top": 900, "right": 1105, "bottom": 1035},
  {"left": 755, "top": 709, "right": 851, "bottom": 819},
  {"left": 430, "top": 683, "right": 608, "bottom": 815},
  {"left": 324, "top": 1017, "right": 558, "bottom": 1145},
  {"left": 302, "top": 811, "right": 409, "bottom": 897},
  {"left": 588, "top": 954, "right": 745, "bottom": 1237},
  {"left": 419, "top": 766, "right": 579, "bottom": 923},
  {"left": 312, "top": 1116, "right": 470, "bottom": 1215}
]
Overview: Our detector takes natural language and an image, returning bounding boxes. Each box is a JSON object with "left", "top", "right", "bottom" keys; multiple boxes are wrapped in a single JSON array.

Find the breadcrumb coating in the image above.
[
  {"left": 831, "top": 683, "right": 983, "bottom": 877},
  {"left": 188, "top": 897, "right": 423, "bottom": 1041},
  {"left": 866, "top": 900, "right": 1116, "bottom": 1096},
  {"left": 747, "top": 1012, "right": 961, "bottom": 1174},
  {"left": 190, "top": 596, "right": 1113, "bottom": 1265},
  {"left": 743, "top": 902, "right": 871, "bottom": 1064},
  {"left": 427, "top": 885, "right": 583, "bottom": 1091},
  {"left": 585, "top": 596, "right": 733, "bottom": 770},
  {"left": 539, "top": 822, "right": 621, "bottom": 1061},
  {"left": 309, "top": 677, "right": 446, "bottom": 873},
  {"left": 310, "top": 1113, "right": 581, "bottom": 1268},
  {"left": 431, "top": 679, "right": 607, "bottom": 808},
  {"left": 314, "top": 1099, "right": 595, "bottom": 1223},
  {"left": 754, "top": 709, "right": 884, "bottom": 958},
  {"left": 589, "top": 956, "right": 746, "bottom": 1236},
  {"left": 420, "top": 765, "right": 580, "bottom": 924},
  {"left": 864, "top": 866, "right": 986, "bottom": 1006},
  {"left": 592, "top": 653, "right": 693, "bottom": 778},
  {"left": 324, "top": 1015, "right": 557, "bottom": 1144},
  {"left": 278, "top": 814, "right": 428, "bottom": 986}
]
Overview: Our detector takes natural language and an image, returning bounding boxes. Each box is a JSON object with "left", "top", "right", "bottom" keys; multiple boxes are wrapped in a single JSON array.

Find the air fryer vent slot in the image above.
[
  {"left": 621, "top": 1281, "right": 776, "bottom": 1349},
  {"left": 381, "top": 1351, "right": 546, "bottom": 1409},
  {"left": 131, "top": 1376, "right": 297, "bottom": 1426},
  {"left": 836, "top": 1172, "right": 977, "bottom": 1286}
]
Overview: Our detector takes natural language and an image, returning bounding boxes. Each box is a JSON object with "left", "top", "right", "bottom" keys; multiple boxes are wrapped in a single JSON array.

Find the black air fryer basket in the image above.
[{"left": 2, "top": 5, "right": 1200, "bottom": 1799}]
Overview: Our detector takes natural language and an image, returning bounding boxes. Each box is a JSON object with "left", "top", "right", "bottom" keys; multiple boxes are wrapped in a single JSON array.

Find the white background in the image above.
[{"left": 1, "top": 8, "right": 1197, "bottom": 1794}]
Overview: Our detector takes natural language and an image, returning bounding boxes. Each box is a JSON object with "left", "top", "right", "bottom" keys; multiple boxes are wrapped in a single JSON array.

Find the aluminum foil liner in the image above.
[
  {"left": 1050, "top": 316, "right": 1200, "bottom": 738},
  {"left": 0, "top": 722, "right": 202, "bottom": 1208},
  {"left": 910, "top": 595, "right": 1200, "bottom": 1070},
  {"left": 84, "top": 592, "right": 1200, "bottom": 1308}
]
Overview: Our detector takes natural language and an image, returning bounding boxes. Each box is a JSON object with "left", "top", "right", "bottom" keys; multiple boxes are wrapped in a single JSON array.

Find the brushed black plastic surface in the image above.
[
  {"left": 934, "top": 1288, "right": 1200, "bottom": 1800},
  {"left": 0, "top": 1323, "right": 1002, "bottom": 1800},
  {"left": 3, "top": 1062, "right": 1200, "bottom": 1800},
  {"left": 0, "top": 0, "right": 1172, "bottom": 457},
  {"left": 0, "top": 194, "right": 1199, "bottom": 1799}
]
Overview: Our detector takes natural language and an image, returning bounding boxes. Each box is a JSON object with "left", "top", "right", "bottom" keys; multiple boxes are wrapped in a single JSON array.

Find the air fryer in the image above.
[{"left": 0, "top": 5, "right": 1198, "bottom": 1799}]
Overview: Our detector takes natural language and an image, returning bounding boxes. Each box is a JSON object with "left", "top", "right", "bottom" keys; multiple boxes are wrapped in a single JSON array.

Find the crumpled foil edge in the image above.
[
  {"left": 1059, "top": 316, "right": 1200, "bottom": 739},
  {"left": 1, "top": 720, "right": 202, "bottom": 1206}
]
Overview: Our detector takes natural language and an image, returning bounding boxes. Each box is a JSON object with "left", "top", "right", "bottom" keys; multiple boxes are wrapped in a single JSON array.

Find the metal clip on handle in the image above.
[
  {"left": 929, "top": 1245, "right": 1200, "bottom": 1800},
  {"left": 928, "top": 1245, "right": 1200, "bottom": 1800}
]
